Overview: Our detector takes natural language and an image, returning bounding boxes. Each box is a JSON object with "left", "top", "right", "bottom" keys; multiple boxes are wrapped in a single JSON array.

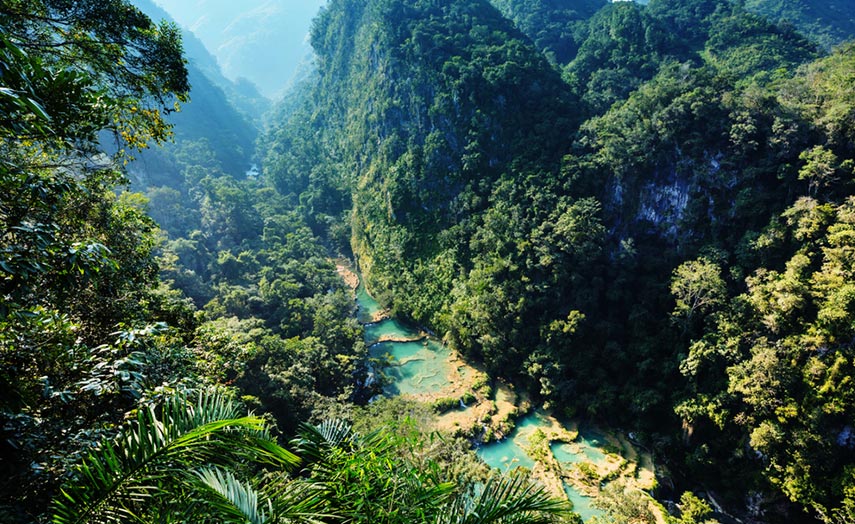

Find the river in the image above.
[{"left": 351, "top": 271, "right": 659, "bottom": 523}]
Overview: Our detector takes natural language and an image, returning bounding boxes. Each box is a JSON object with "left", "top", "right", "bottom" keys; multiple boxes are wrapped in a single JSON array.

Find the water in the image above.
[
  {"left": 355, "top": 275, "right": 606, "bottom": 522},
  {"left": 478, "top": 436, "right": 536, "bottom": 471},
  {"left": 477, "top": 413, "right": 547, "bottom": 471},
  {"left": 356, "top": 282, "right": 384, "bottom": 323},
  {"left": 369, "top": 339, "right": 455, "bottom": 395},
  {"left": 564, "top": 485, "right": 600, "bottom": 523},
  {"left": 364, "top": 318, "right": 419, "bottom": 345},
  {"left": 357, "top": 277, "right": 455, "bottom": 396},
  {"left": 550, "top": 426, "right": 608, "bottom": 466},
  {"left": 477, "top": 413, "right": 605, "bottom": 523}
]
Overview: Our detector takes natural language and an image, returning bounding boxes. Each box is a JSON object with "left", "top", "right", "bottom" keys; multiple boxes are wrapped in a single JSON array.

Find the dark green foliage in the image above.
[
  {"left": 674, "top": 45, "right": 855, "bottom": 521},
  {"left": 263, "top": 0, "right": 855, "bottom": 521},
  {"left": 52, "top": 396, "right": 572, "bottom": 524},
  {"left": 52, "top": 391, "right": 300, "bottom": 524},
  {"left": 489, "top": 0, "right": 607, "bottom": 65},
  {"left": 744, "top": 0, "right": 855, "bottom": 50},
  {"left": 6, "top": 0, "right": 855, "bottom": 522}
]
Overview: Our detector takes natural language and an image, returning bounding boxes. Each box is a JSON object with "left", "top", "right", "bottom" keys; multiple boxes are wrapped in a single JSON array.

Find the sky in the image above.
[{"left": 153, "top": 0, "right": 326, "bottom": 98}]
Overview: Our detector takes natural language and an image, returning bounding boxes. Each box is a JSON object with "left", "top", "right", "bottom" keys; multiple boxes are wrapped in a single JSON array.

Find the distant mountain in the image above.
[
  {"left": 745, "top": 0, "right": 855, "bottom": 49},
  {"left": 152, "top": 0, "right": 326, "bottom": 98},
  {"left": 127, "top": 0, "right": 263, "bottom": 184}
]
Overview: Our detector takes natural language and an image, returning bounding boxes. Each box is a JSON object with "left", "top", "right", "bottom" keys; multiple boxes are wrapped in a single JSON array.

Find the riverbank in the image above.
[{"left": 340, "top": 260, "right": 665, "bottom": 522}]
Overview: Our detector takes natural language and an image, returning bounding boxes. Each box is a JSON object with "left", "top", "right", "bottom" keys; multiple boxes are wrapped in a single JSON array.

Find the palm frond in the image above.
[
  {"left": 436, "top": 472, "right": 572, "bottom": 524},
  {"left": 196, "top": 467, "right": 271, "bottom": 524},
  {"left": 51, "top": 391, "right": 288, "bottom": 524},
  {"left": 196, "top": 466, "right": 334, "bottom": 524},
  {"left": 264, "top": 476, "right": 332, "bottom": 524},
  {"left": 291, "top": 419, "right": 356, "bottom": 463}
]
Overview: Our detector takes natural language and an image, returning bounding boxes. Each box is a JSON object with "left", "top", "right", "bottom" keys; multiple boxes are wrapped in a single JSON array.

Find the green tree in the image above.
[{"left": 671, "top": 257, "right": 726, "bottom": 331}]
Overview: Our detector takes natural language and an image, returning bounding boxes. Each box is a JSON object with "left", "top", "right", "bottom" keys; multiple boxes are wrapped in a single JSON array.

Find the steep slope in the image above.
[
  {"left": 151, "top": 0, "right": 325, "bottom": 98},
  {"left": 264, "top": 0, "right": 855, "bottom": 520},
  {"left": 265, "top": 0, "right": 579, "bottom": 315},
  {"left": 488, "top": 0, "right": 607, "bottom": 64},
  {"left": 745, "top": 0, "right": 855, "bottom": 49},
  {"left": 129, "top": 0, "right": 264, "bottom": 186}
]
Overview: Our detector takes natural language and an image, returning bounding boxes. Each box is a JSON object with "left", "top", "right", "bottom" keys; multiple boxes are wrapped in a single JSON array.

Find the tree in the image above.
[
  {"left": 51, "top": 391, "right": 322, "bottom": 524},
  {"left": 677, "top": 491, "right": 716, "bottom": 524},
  {"left": 798, "top": 146, "right": 850, "bottom": 198},
  {"left": 591, "top": 481, "right": 657, "bottom": 524},
  {"left": 671, "top": 257, "right": 726, "bottom": 332},
  {"left": 55, "top": 395, "right": 573, "bottom": 524},
  {"left": 0, "top": 3, "right": 190, "bottom": 520},
  {"left": 0, "top": 0, "right": 188, "bottom": 154}
]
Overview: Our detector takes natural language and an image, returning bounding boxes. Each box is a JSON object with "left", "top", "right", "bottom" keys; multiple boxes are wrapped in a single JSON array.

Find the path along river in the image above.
[{"left": 349, "top": 269, "right": 659, "bottom": 523}]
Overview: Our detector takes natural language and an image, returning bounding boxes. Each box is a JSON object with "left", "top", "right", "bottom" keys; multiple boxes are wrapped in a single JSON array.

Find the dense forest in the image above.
[{"left": 2, "top": 0, "right": 855, "bottom": 523}]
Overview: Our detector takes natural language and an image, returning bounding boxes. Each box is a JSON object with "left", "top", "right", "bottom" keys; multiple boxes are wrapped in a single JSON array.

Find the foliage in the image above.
[
  {"left": 6, "top": 0, "right": 855, "bottom": 522},
  {"left": 0, "top": 2, "right": 190, "bottom": 519},
  {"left": 52, "top": 391, "right": 302, "bottom": 524},
  {"left": 590, "top": 482, "right": 657, "bottom": 524},
  {"left": 744, "top": 0, "right": 855, "bottom": 50},
  {"left": 262, "top": 0, "right": 855, "bottom": 521},
  {"left": 489, "top": 0, "right": 606, "bottom": 65},
  {"left": 55, "top": 398, "right": 573, "bottom": 524}
]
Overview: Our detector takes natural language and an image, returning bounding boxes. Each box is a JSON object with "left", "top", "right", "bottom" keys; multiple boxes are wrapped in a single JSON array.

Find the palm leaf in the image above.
[
  {"left": 291, "top": 419, "right": 356, "bottom": 462},
  {"left": 196, "top": 466, "right": 332, "bottom": 524},
  {"left": 196, "top": 467, "right": 272, "bottom": 524},
  {"left": 52, "top": 391, "right": 296, "bottom": 524},
  {"left": 436, "top": 472, "right": 572, "bottom": 524}
]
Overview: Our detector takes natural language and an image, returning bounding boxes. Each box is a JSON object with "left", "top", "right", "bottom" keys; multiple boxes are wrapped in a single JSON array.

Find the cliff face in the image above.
[
  {"left": 268, "top": 0, "right": 579, "bottom": 300},
  {"left": 264, "top": 3, "right": 855, "bottom": 518}
]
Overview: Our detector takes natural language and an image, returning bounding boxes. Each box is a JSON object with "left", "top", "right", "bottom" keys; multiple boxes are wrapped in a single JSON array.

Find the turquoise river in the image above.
[{"left": 354, "top": 276, "right": 647, "bottom": 522}]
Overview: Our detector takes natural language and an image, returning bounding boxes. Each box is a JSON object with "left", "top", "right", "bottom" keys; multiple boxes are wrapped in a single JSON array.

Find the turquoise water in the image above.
[
  {"left": 364, "top": 318, "right": 420, "bottom": 345},
  {"left": 477, "top": 412, "right": 546, "bottom": 471},
  {"left": 564, "top": 485, "right": 600, "bottom": 523},
  {"left": 356, "top": 275, "right": 605, "bottom": 522},
  {"left": 477, "top": 413, "right": 605, "bottom": 523},
  {"left": 356, "top": 277, "right": 454, "bottom": 396},
  {"left": 478, "top": 436, "right": 536, "bottom": 471},
  {"left": 369, "top": 339, "right": 454, "bottom": 395},
  {"left": 356, "top": 282, "right": 384, "bottom": 323},
  {"left": 550, "top": 427, "right": 608, "bottom": 466}
]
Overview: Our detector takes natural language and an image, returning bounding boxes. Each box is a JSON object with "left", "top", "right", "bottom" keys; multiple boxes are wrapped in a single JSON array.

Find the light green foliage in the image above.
[
  {"left": 5, "top": 0, "right": 855, "bottom": 522},
  {"left": 526, "top": 428, "right": 551, "bottom": 463},
  {"left": 676, "top": 492, "right": 716, "bottom": 524},
  {"left": 671, "top": 257, "right": 726, "bottom": 331},
  {"left": 52, "top": 391, "right": 302, "bottom": 524},
  {"left": 591, "top": 482, "right": 657, "bottom": 524}
]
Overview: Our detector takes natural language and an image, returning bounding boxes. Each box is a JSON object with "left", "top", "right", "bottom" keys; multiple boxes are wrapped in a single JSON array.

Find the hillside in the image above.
[
  {"left": 264, "top": 0, "right": 855, "bottom": 521},
  {"left": 128, "top": 0, "right": 265, "bottom": 184},
  {"left": 4, "top": 0, "right": 855, "bottom": 523},
  {"left": 745, "top": 0, "right": 855, "bottom": 49}
]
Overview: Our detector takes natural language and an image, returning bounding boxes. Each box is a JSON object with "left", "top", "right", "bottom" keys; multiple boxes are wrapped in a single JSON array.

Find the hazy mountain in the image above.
[
  {"left": 152, "top": 0, "right": 326, "bottom": 98},
  {"left": 745, "top": 0, "right": 855, "bottom": 49},
  {"left": 128, "top": 0, "right": 262, "bottom": 182}
]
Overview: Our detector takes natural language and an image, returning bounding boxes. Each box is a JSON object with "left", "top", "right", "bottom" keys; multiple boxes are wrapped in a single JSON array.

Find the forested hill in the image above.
[
  {"left": 125, "top": 0, "right": 266, "bottom": 184},
  {"left": 266, "top": 0, "right": 855, "bottom": 521},
  {"left": 488, "top": 0, "right": 607, "bottom": 64},
  {"left": 745, "top": 0, "right": 855, "bottom": 49},
  {"left": 3, "top": 0, "right": 855, "bottom": 523}
]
